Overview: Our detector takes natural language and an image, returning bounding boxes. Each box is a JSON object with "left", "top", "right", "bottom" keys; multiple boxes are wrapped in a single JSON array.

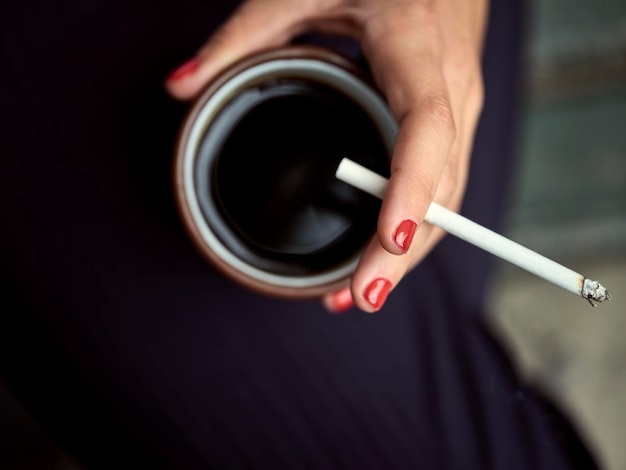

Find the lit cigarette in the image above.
[{"left": 335, "top": 158, "right": 611, "bottom": 306}]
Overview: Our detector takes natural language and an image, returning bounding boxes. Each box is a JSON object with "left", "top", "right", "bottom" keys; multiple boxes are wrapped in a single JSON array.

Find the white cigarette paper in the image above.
[{"left": 335, "top": 158, "right": 611, "bottom": 306}]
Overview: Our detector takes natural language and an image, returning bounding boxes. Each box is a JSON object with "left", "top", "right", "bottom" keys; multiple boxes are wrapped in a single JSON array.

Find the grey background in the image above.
[{"left": 488, "top": 0, "right": 626, "bottom": 469}]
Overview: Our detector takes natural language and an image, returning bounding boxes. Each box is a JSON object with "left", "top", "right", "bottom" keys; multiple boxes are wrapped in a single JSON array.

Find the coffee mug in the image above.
[{"left": 174, "top": 46, "right": 397, "bottom": 298}]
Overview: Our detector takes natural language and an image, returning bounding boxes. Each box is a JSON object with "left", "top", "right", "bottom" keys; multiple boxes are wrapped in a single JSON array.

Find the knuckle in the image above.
[
  {"left": 422, "top": 94, "right": 456, "bottom": 142},
  {"left": 453, "top": 43, "right": 480, "bottom": 73},
  {"left": 438, "top": 161, "right": 460, "bottom": 201},
  {"left": 471, "top": 76, "right": 485, "bottom": 118},
  {"left": 407, "top": 169, "right": 439, "bottom": 206}
]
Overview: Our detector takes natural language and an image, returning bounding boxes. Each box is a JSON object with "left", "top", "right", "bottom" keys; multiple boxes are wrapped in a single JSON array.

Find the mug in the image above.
[{"left": 174, "top": 46, "right": 397, "bottom": 298}]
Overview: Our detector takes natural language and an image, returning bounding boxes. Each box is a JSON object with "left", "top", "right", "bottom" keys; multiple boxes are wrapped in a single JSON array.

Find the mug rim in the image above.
[{"left": 173, "top": 45, "right": 397, "bottom": 299}]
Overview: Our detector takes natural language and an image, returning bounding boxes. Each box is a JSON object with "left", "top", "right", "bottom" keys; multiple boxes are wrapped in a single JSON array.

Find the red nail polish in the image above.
[
  {"left": 394, "top": 219, "right": 417, "bottom": 253},
  {"left": 363, "top": 278, "right": 392, "bottom": 311},
  {"left": 167, "top": 58, "right": 200, "bottom": 81},
  {"left": 327, "top": 287, "right": 354, "bottom": 313}
]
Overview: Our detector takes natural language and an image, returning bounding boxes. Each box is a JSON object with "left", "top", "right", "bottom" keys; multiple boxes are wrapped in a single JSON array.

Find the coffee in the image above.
[
  {"left": 194, "top": 78, "right": 390, "bottom": 276},
  {"left": 175, "top": 47, "right": 398, "bottom": 297}
]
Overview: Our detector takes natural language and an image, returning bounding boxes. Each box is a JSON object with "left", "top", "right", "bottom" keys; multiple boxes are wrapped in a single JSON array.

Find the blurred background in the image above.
[
  {"left": 1, "top": 0, "right": 625, "bottom": 468},
  {"left": 487, "top": 0, "right": 626, "bottom": 469}
]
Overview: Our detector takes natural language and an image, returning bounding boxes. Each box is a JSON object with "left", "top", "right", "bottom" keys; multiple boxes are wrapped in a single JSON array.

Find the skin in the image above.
[{"left": 166, "top": 0, "right": 489, "bottom": 313}]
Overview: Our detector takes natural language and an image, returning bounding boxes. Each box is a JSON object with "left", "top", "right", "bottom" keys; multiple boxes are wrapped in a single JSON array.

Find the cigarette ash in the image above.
[{"left": 581, "top": 278, "right": 611, "bottom": 307}]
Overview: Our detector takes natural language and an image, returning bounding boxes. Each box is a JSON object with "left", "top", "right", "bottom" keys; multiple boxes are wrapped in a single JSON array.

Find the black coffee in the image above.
[{"left": 195, "top": 78, "right": 390, "bottom": 276}]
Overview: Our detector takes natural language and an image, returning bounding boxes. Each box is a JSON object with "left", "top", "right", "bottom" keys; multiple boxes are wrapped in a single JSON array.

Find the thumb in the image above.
[{"left": 165, "top": 0, "right": 314, "bottom": 100}]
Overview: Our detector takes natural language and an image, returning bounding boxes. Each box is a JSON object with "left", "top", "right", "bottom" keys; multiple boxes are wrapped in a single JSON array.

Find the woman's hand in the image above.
[{"left": 166, "top": 0, "right": 488, "bottom": 313}]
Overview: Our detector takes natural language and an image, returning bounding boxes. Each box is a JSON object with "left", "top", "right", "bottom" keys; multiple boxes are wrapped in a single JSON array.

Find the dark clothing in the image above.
[{"left": 0, "top": 0, "right": 599, "bottom": 468}]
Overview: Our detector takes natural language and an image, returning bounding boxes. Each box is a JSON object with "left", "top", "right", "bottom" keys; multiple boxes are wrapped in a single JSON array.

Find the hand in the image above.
[{"left": 166, "top": 0, "right": 488, "bottom": 313}]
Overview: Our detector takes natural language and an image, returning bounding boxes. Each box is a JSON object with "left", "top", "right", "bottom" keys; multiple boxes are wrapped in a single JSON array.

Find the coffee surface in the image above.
[{"left": 195, "top": 78, "right": 390, "bottom": 276}]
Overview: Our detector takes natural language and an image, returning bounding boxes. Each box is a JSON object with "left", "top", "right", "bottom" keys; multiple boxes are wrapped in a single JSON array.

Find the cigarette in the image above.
[{"left": 335, "top": 158, "right": 611, "bottom": 306}]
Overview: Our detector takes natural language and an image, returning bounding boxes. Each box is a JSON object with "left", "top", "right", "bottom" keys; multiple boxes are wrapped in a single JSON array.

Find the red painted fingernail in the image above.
[
  {"left": 327, "top": 287, "right": 354, "bottom": 313},
  {"left": 363, "top": 278, "right": 392, "bottom": 311},
  {"left": 394, "top": 219, "right": 418, "bottom": 254},
  {"left": 167, "top": 57, "right": 200, "bottom": 81}
]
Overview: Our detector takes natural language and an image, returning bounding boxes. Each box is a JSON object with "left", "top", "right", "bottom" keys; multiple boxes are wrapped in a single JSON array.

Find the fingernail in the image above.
[
  {"left": 327, "top": 287, "right": 354, "bottom": 313},
  {"left": 394, "top": 219, "right": 418, "bottom": 253},
  {"left": 363, "top": 278, "right": 392, "bottom": 311},
  {"left": 167, "top": 57, "right": 200, "bottom": 81}
]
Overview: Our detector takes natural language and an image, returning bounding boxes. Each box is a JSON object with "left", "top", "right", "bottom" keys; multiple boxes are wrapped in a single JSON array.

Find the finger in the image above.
[
  {"left": 349, "top": 121, "right": 463, "bottom": 314},
  {"left": 165, "top": 0, "right": 300, "bottom": 99},
  {"left": 351, "top": 52, "right": 485, "bottom": 312},
  {"left": 349, "top": 235, "right": 408, "bottom": 313},
  {"left": 432, "top": 52, "right": 484, "bottom": 211},
  {"left": 322, "top": 286, "right": 355, "bottom": 313},
  {"left": 362, "top": 14, "right": 457, "bottom": 257},
  {"left": 165, "top": 0, "right": 351, "bottom": 100},
  {"left": 392, "top": 68, "right": 484, "bottom": 280}
]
